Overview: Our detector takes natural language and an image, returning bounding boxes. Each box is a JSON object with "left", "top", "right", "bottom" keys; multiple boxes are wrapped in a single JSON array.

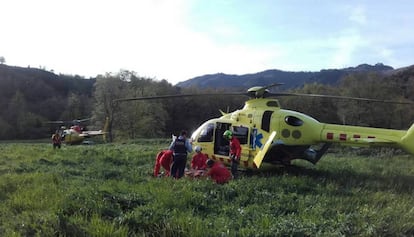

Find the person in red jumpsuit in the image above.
[
  {"left": 223, "top": 130, "right": 241, "bottom": 179},
  {"left": 153, "top": 150, "right": 173, "bottom": 177},
  {"left": 51, "top": 131, "right": 62, "bottom": 149},
  {"left": 190, "top": 145, "right": 208, "bottom": 177},
  {"left": 205, "top": 159, "right": 231, "bottom": 184}
]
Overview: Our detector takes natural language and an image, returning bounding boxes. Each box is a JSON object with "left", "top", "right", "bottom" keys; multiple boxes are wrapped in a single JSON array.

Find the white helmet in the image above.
[{"left": 195, "top": 145, "right": 202, "bottom": 152}]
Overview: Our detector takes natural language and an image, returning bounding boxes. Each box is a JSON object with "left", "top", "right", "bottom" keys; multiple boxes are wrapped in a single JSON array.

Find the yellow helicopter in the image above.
[
  {"left": 48, "top": 118, "right": 108, "bottom": 145},
  {"left": 116, "top": 84, "right": 414, "bottom": 169}
]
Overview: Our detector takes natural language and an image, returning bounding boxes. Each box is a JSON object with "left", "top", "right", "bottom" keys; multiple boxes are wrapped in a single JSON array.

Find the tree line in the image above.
[
  {"left": 91, "top": 70, "right": 245, "bottom": 142},
  {"left": 0, "top": 65, "right": 413, "bottom": 141},
  {"left": 92, "top": 69, "right": 414, "bottom": 142},
  {"left": 280, "top": 70, "right": 414, "bottom": 129}
]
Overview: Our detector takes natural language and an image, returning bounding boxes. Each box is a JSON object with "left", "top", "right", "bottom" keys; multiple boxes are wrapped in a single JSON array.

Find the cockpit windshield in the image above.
[{"left": 194, "top": 123, "right": 214, "bottom": 142}]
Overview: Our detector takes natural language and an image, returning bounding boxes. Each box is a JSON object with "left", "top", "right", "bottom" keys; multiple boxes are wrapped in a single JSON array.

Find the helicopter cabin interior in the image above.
[
  {"left": 195, "top": 117, "right": 274, "bottom": 157},
  {"left": 196, "top": 122, "right": 249, "bottom": 156}
]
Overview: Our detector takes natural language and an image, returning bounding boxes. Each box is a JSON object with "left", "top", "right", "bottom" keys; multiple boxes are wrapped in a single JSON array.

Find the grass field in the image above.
[{"left": 0, "top": 140, "right": 413, "bottom": 236}]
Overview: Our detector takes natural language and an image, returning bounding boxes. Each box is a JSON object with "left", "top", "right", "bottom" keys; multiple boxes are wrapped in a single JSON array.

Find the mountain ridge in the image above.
[{"left": 176, "top": 63, "right": 396, "bottom": 90}]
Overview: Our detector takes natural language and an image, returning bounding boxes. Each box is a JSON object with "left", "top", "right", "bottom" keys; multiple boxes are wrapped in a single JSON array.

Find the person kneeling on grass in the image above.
[
  {"left": 205, "top": 159, "right": 231, "bottom": 184},
  {"left": 187, "top": 145, "right": 208, "bottom": 178},
  {"left": 153, "top": 150, "right": 173, "bottom": 177}
]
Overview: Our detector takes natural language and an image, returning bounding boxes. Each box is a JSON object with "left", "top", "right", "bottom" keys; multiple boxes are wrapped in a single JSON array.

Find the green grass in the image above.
[{"left": 0, "top": 141, "right": 413, "bottom": 236}]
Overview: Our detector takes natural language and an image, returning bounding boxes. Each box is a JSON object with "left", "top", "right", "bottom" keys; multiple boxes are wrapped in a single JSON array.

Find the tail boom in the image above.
[{"left": 320, "top": 123, "right": 414, "bottom": 155}]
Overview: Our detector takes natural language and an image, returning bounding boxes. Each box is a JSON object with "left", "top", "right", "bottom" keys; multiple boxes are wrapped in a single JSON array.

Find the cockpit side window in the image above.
[
  {"left": 197, "top": 123, "right": 214, "bottom": 142},
  {"left": 261, "top": 111, "right": 273, "bottom": 132},
  {"left": 233, "top": 126, "right": 248, "bottom": 144}
]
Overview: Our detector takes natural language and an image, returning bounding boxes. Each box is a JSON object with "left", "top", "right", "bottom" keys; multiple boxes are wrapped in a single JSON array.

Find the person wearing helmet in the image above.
[
  {"left": 189, "top": 145, "right": 208, "bottom": 177},
  {"left": 205, "top": 159, "right": 231, "bottom": 184},
  {"left": 169, "top": 130, "right": 192, "bottom": 179},
  {"left": 153, "top": 150, "right": 173, "bottom": 177},
  {"left": 223, "top": 129, "right": 241, "bottom": 179}
]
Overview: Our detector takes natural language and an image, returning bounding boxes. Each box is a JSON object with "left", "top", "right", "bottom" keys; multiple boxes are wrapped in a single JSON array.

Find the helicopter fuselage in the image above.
[{"left": 191, "top": 98, "right": 414, "bottom": 169}]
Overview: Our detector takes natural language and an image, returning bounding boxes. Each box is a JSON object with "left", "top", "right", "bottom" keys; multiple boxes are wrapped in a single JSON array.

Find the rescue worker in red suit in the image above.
[
  {"left": 153, "top": 150, "right": 173, "bottom": 177},
  {"left": 205, "top": 159, "right": 231, "bottom": 184},
  {"left": 51, "top": 131, "right": 62, "bottom": 149},
  {"left": 223, "top": 130, "right": 241, "bottom": 179},
  {"left": 169, "top": 130, "right": 192, "bottom": 179},
  {"left": 190, "top": 145, "right": 208, "bottom": 177}
]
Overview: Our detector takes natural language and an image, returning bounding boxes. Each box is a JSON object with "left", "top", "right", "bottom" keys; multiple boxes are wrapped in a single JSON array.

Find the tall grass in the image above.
[{"left": 0, "top": 142, "right": 413, "bottom": 236}]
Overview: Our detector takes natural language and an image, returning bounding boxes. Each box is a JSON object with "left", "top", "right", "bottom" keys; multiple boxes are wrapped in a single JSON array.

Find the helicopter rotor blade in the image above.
[
  {"left": 266, "top": 92, "right": 414, "bottom": 104},
  {"left": 113, "top": 83, "right": 413, "bottom": 105},
  {"left": 46, "top": 118, "right": 92, "bottom": 125},
  {"left": 263, "top": 83, "right": 284, "bottom": 90},
  {"left": 114, "top": 92, "right": 247, "bottom": 102},
  {"left": 74, "top": 118, "right": 91, "bottom": 123},
  {"left": 46, "top": 121, "right": 65, "bottom": 124},
  {"left": 115, "top": 84, "right": 286, "bottom": 102}
]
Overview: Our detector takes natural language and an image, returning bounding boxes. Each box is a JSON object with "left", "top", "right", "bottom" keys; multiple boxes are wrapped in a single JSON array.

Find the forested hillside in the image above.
[
  {"left": 0, "top": 63, "right": 413, "bottom": 141},
  {"left": 0, "top": 64, "right": 95, "bottom": 139}
]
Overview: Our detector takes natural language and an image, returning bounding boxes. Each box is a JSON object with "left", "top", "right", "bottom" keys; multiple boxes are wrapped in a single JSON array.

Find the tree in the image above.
[
  {"left": 0, "top": 116, "right": 12, "bottom": 139},
  {"left": 92, "top": 73, "right": 127, "bottom": 142},
  {"left": 0, "top": 56, "right": 5, "bottom": 64},
  {"left": 117, "top": 74, "right": 170, "bottom": 138},
  {"left": 6, "top": 91, "right": 28, "bottom": 137},
  {"left": 338, "top": 72, "right": 400, "bottom": 128},
  {"left": 5, "top": 90, "right": 46, "bottom": 138},
  {"left": 60, "top": 93, "right": 92, "bottom": 120}
]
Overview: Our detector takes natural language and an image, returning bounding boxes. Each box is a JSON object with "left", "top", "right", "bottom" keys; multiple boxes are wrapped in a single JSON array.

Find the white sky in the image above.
[{"left": 1, "top": 0, "right": 413, "bottom": 85}]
